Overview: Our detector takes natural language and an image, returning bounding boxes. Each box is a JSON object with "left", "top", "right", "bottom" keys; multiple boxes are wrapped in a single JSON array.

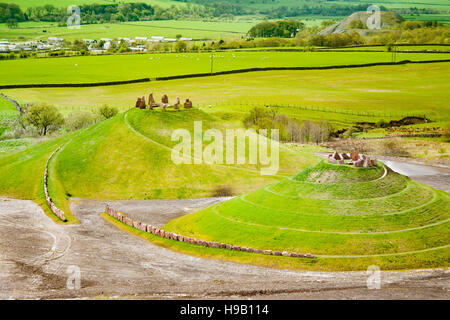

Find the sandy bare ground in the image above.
[{"left": 0, "top": 197, "right": 449, "bottom": 300}]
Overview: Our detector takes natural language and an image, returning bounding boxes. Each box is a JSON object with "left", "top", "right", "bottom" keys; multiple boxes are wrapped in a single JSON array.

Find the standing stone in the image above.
[
  {"left": 174, "top": 96, "right": 181, "bottom": 110},
  {"left": 161, "top": 94, "right": 169, "bottom": 104},
  {"left": 184, "top": 99, "right": 193, "bottom": 109},
  {"left": 328, "top": 156, "right": 337, "bottom": 164},
  {"left": 350, "top": 149, "right": 359, "bottom": 161},
  {"left": 332, "top": 151, "right": 342, "bottom": 160},
  {"left": 342, "top": 153, "right": 350, "bottom": 160},
  {"left": 135, "top": 97, "right": 141, "bottom": 108}
]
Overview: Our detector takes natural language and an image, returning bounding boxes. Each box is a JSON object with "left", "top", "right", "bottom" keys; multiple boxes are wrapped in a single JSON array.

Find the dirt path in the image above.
[{"left": 0, "top": 197, "right": 448, "bottom": 300}]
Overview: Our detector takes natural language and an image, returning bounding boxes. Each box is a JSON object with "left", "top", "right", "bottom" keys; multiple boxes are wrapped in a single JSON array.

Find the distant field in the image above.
[
  {"left": 4, "top": 62, "right": 450, "bottom": 126},
  {"left": 1, "top": 51, "right": 449, "bottom": 86},
  {"left": 0, "top": 20, "right": 257, "bottom": 42},
  {"left": 9, "top": 0, "right": 183, "bottom": 9}
]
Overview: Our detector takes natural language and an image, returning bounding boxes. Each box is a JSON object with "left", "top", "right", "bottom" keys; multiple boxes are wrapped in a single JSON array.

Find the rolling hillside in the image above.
[{"left": 0, "top": 107, "right": 323, "bottom": 222}]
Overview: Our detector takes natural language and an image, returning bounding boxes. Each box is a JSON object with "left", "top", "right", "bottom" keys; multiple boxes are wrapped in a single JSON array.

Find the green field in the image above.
[
  {"left": 4, "top": 62, "right": 450, "bottom": 126},
  {"left": 159, "top": 160, "right": 450, "bottom": 270},
  {"left": 0, "top": 20, "right": 257, "bottom": 42},
  {"left": 1, "top": 51, "right": 449, "bottom": 86},
  {"left": 10, "top": 0, "right": 183, "bottom": 9}
]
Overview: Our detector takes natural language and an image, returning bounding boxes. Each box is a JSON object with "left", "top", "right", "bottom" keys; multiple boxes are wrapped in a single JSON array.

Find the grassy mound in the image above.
[
  {"left": 163, "top": 161, "right": 450, "bottom": 270},
  {"left": 0, "top": 108, "right": 322, "bottom": 221}
]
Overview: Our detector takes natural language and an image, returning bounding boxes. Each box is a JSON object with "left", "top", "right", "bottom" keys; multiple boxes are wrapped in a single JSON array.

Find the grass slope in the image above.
[
  {"left": 161, "top": 160, "right": 450, "bottom": 270},
  {"left": 0, "top": 108, "right": 323, "bottom": 221}
]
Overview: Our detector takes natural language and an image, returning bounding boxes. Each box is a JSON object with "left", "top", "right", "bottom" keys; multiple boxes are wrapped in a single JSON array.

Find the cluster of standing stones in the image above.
[
  {"left": 105, "top": 206, "right": 316, "bottom": 259},
  {"left": 44, "top": 147, "right": 67, "bottom": 222},
  {"left": 328, "top": 149, "right": 377, "bottom": 167},
  {"left": 135, "top": 93, "right": 193, "bottom": 110}
]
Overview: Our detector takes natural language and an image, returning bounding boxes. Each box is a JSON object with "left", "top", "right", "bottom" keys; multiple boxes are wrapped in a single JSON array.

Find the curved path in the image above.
[{"left": 0, "top": 197, "right": 448, "bottom": 299}]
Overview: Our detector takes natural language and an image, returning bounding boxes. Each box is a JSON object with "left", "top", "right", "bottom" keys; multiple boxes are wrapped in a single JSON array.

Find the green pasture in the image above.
[
  {"left": 160, "top": 160, "right": 450, "bottom": 270},
  {"left": 0, "top": 20, "right": 256, "bottom": 42},
  {"left": 10, "top": 0, "right": 183, "bottom": 9},
  {"left": 4, "top": 62, "right": 449, "bottom": 126},
  {"left": 1, "top": 50, "right": 449, "bottom": 86}
]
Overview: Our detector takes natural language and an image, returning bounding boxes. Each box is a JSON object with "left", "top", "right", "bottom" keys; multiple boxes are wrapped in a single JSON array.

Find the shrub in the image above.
[
  {"left": 98, "top": 105, "right": 118, "bottom": 119},
  {"left": 65, "top": 111, "right": 95, "bottom": 131},
  {"left": 212, "top": 185, "right": 234, "bottom": 197}
]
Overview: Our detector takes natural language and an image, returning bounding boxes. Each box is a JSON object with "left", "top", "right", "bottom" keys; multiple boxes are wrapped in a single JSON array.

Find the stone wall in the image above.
[
  {"left": 44, "top": 147, "right": 67, "bottom": 222},
  {"left": 105, "top": 205, "right": 316, "bottom": 259}
]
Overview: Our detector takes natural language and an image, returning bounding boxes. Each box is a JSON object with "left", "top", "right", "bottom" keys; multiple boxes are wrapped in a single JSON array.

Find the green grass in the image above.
[
  {"left": 159, "top": 160, "right": 450, "bottom": 270},
  {"left": 0, "top": 132, "right": 78, "bottom": 223},
  {"left": 0, "top": 108, "right": 324, "bottom": 221},
  {"left": 11, "top": 0, "right": 183, "bottom": 9},
  {"left": 0, "top": 20, "right": 257, "bottom": 42},
  {"left": 4, "top": 62, "right": 450, "bottom": 126},
  {"left": 1, "top": 51, "right": 449, "bottom": 86}
]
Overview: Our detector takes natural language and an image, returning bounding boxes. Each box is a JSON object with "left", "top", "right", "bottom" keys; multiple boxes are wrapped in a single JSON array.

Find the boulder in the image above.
[
  {"left": 332, "top": 151, "right": 342, "bottom": 160},
  {"left": 263, "top": 250, "right": 273, "bottom": 255},
  {"left": 289, "top": 253, "right": 298, "bottom": 257},
  {"left": 328, "top": 157, "right": 337, "bottom": 164},
  {"left": 232, "top": 246, "right": 241, "bottom": 251},
  {"left": 184, "top": 99, "right": 193, "bottom": 109},
  {"left": 354, "top": 159, "right": 364, "bottom": 167},
  {"left": 339, "top": 160, "right": 345, "bottom": 164},
  {"left": 226, "top": 244, "right": 232, "bottom": 250},
  {"left": 274, "top": 251, "right": 282, "bottom": 256},
  {"left": 254, "top": 249, "right": 263, "bottom": 254},
  {"left": 350, "top": 149, "right": 359, "bottom": 161},
  {"left": 342, "top": 153, "right": 350, "bottom": 160},
  {"left": 282, "top": 251, "right": 289, "bottom": 257},
  {"left": 174, "top": 96, "right": 181, "bottom": 110}
]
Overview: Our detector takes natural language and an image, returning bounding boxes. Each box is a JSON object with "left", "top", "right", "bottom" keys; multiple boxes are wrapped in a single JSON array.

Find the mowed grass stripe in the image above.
[
  {"left": 212, "top": 201, "right": 450, "bottom": 234},
  {"left": 244, "top": 181, "right": 437, "bottom": 216}
]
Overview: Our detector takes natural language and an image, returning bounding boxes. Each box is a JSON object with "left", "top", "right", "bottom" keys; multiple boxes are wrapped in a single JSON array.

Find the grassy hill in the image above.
[
  {"left": 160, "top": 160, "right": 450, "bottom": 270},
  {"left": 0, "top": 107, "right": 323, "bottom": 222}
]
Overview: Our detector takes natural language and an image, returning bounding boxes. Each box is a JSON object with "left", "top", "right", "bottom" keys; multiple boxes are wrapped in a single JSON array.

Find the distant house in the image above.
[
  {"left": 100, "top": 38, "right": 112, "bottom": 42},
  {"left": 135, "top": 37, "right": 148, "bottom": 41},
  {"left": 150, "top": 36, "right": 164, "bottom": 42},
  {"left": 48, "top": 37, "right": 64, "bottom": 42},
  {"left": 164, "top": 38, "right": 177, "bottom": 42},
  {"left": 0, "top": 39, "right": 9, "bottom": 45},
  {"left": 179, "top": 37, "right": 193, "bottom": 41}
]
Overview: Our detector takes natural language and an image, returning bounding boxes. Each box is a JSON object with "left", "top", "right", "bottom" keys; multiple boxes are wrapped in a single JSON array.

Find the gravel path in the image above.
[{"left": 0, "top": 197, "right": 448, "bottom": 299}]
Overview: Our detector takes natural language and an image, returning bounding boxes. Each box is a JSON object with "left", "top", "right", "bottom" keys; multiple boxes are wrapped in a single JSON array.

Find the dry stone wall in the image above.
[
  {"left": 44, "top": 147, "right": 66, "bottom": 222},
  {"left": 105, "top": 206, "right": 316, "bottom": 259}
]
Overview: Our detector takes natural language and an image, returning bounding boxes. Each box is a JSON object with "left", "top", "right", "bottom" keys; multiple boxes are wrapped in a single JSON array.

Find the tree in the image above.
[
  {"left": 174, "top": 40, "right": 187, "bottom": 52},
  {"left": 26, "top": 103, "right": 64, "bottom": 136},
  {"left": 6, "top": 19, "right": 18, "bottom": 29}
]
